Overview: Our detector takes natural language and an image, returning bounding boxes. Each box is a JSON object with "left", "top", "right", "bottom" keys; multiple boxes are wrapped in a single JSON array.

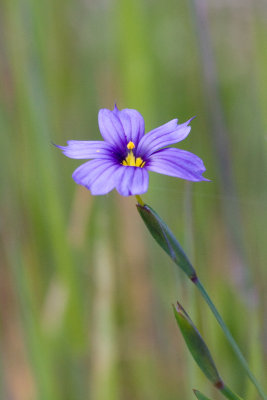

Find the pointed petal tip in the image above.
[
  {"left": 53, "top": 142, "right": 65, "bottom": 150},
  {"left": 194, "top": 176, "right": 211, "bottom": 182},
  {"left": 187, "top": 116, "right": 196, "bottom": 124},
  {"left": 202, "top": 176, "right": 211, "bottom": 182},
  {"left": 113, "top": 103, "right": 119, "bottom": 112}
]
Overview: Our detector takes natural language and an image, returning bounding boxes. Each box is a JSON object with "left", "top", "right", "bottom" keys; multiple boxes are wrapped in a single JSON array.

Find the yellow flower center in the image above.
[{"left": 122, "top": 141, "right": 145, "bottom": 167}]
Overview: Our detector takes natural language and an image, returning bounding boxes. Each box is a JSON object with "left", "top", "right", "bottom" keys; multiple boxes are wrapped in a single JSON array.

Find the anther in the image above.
[{"left": 127, "top": 141, "right": 135, "bottom": 150}]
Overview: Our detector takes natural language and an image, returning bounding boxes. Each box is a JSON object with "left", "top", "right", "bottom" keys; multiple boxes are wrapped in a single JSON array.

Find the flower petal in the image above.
[
  {"left": 137, "top": 117, "right": 194, "bottom": 157},
  {"left": 112, "top": 105, "right": 145, "bottom": 145},
  {"left": 116, "top": 167, "right": 149, "bottom": 196},
  {"left": 55, "top": 140, "right": 114, "bottom": 159},
  {"left": 146, "top": 148, "right": 209, "bottom": 181},
  {"left": 98, "top": 108, "right": 127, "bottom": 149},
  {"left": 72, "top": 159, "right": 122, "bottom": 195}
]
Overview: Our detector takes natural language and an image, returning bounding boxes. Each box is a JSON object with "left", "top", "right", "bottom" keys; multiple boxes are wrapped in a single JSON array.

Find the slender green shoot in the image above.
[
  {"left": 219, "top": 385, "right": 244, "bottom": 400},
  {"left": 193, "top": 389, "right": 213, "bottom": 400},
  {"left": 137, "top": 203, "right": 267, "bottom": 400},
  {"left": 135, "top": 194, "right": 145, "bottom": 206},
  {"left": 195, "top": 280, "right": 267, "bottom": 400}
]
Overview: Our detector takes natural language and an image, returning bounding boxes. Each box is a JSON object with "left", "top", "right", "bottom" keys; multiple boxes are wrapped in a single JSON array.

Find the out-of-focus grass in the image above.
[{"left": 0, "top": 0, "right": 266, "bottom": 399}]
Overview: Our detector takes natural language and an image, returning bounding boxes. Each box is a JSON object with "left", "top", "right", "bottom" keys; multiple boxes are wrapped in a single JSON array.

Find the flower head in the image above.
[{"left": 56, "top": 105, "right": 208, "bottom": 196}]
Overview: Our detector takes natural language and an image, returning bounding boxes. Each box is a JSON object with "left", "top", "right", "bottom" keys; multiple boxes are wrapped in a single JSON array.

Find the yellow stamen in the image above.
[
  {"left": 122, "top": 141, "right": 145, "bottom": 168},
  {"left": 124, "top": 151, "right": 136, "bottom": 166},
  {"left": 135, "top": 157, "right": 144, "bottom": 167},
  {"left": 127, "top": 141, "right": 135, "bottom": 150}
]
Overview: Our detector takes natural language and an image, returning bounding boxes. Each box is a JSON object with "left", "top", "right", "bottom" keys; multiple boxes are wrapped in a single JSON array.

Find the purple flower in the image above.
[{"left": 56, "top": 106, "right": 208, "bottom": 196}]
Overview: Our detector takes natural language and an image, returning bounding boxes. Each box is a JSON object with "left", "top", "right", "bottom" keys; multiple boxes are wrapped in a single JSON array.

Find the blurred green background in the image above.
[{"left": 1, "top": 0, "right": 266, "bottom": 399}]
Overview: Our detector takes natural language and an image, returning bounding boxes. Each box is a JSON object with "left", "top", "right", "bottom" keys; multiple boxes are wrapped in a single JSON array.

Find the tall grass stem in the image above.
[
  {"left": 195, "top": 280, "right": 267, "bottom": 400},
  {"left": 219, "top": 385, "right": 244, "bottom": 400}
]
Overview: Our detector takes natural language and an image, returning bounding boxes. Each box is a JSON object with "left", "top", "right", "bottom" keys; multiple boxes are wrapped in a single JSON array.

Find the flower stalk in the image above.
[
  {"left": 219, "top": 385, "right": 244, "bottom": 400},
  {"left": 137, "top": 202, "right": 267, "bottom": 400},
  {"left": 135, "top": 195, "right": 145, "bottom": 206}
]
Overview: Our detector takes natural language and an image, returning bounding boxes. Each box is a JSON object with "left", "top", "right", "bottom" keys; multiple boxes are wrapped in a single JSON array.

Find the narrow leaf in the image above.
[
  {"left": 193, "top": 389, "right": 213, "bottom": 400},
  {"left": 173, "top": 302, "right": 222, "bottom": 386}
]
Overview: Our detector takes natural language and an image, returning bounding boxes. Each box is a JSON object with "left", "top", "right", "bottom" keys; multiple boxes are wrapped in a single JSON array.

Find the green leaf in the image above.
[
  {"left": 193, "top": 389, "right": 213, "bottom": 400},
  {"left": 173, "top": 302, "right": 222, "bottom": 386},
  {"left": 136, "top": 204, "right": 197, "bottom": 281}
]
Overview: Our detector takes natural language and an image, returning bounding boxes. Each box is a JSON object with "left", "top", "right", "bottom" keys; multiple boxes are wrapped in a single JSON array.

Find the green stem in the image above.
[
  {"left": 219, "top": 384, "right": 243, "bottom": 400},
  {"left": 136, "top": 202, "right": 267, "bottom": 399},
  {"left": 195, "top": 280, "right": 267, "bottom": 400},
  {"left": 135, "top": 194, "right": 144, "bottom": 206}
]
